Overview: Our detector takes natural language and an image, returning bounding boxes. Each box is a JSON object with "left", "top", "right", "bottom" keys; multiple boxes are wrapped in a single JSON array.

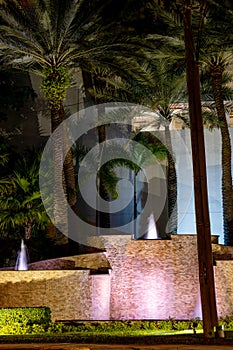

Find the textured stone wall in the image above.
[
  {"left": 1, "top": 235, "right": 233, "bottom": 321},
  {"left": 28, "top": 258, "right": 76, "bottom": 270},
  {"left": 89, "top": 235, "right": 201, "bottom": 320},
  {"left": 0, "top": 270, "right": 92, "bottom": 321},
  {"left": 64, "top": 253, "right": 111, "bottom": 271},
  {"left": 89, "top": 234, "right": 233, "bottom": 320},
  {"left": 91, "top": 274, "right": 111, "bottom": 320},
  {"left": 214, "top": 261, "right": 233, "bottom": 317},
  {"left": 170, "top": 235, "right": 200, "bottom": 319}
]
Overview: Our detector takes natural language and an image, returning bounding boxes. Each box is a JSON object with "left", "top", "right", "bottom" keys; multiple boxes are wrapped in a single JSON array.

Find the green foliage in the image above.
[
  {"left": 0, "top": 317, "right": 207, "bottom": 336},
  {"left": 219, "top": 315, "right": 233, "bottom": 330},
  {"left": 0, "top": 307, "right": 51, "bottom": 327},
  {"left": 49, "top": 319, "right": 198, "bottom": 333},
  {"left": 3, "top": 312, "right": 233, "bottom": 337},
  {"left": 0, "top": 148, "right": 50, "bottom": 240},
  {"left": 156, "top": 319, "right": 173, "bottom": 331},
  {"left": 133, "top": 131, "right": 168, "bottom": 162},
  {"left": 0, "top": 322, "right": 30, "bottom": 335},
  {"left": 41, "top": 66, "right": 70, "bottom": 110},
  {"left": 46, "top": 322, "right": 68, "bottom": 334}
]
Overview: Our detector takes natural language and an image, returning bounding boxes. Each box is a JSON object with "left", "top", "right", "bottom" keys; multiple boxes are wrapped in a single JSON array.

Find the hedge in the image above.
[{"left": 0, "top": 307, "right": 51, "bottom": 326}]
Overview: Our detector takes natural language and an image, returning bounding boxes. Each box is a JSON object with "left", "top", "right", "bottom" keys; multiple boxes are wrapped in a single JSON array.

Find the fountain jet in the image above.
[
  {"left": 15, "top": 239, "right": 29, "bottom": 270},
  {"left": 143, "top": 213, "right": 158, "bottom": 239}
]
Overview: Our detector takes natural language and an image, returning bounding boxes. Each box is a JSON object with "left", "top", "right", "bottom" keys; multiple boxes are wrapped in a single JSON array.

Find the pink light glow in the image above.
[
  {"left": 131, "top": 269, "right": 174, "bottom": 319},
  {"left": 91, "top": 274, "right": 111, "bottom": 320},
  {"left": 193, "top": 287, "right": 202, "bottom": 319}
]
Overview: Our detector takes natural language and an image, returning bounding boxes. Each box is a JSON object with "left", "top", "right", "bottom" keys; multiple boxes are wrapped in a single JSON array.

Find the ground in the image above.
[{"left": 0, "top": 344, "right": 233, "bottom": 350}]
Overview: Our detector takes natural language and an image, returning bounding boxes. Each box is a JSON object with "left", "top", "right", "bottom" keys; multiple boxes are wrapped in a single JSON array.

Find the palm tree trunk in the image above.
[
  {"left": 182, "top": 0, "right": 218, "bottom": 338},
  {"left": 97, "top": 123, "right": 110, "bottom": 231},
  {"left": 165, "top": 124, "right": 177, "bottom": 234},
  {"left": 25, "top": 220, "right": 32, "bottom": 241},
  {"left": 51, "top": 108, "right": 69, "bottom": 245},
  {"left": 49, "top": 104, "right": 77, "bottom": 246},
  {"left": 210, "top": 61, "right": 233, "bottom": 246},
  {"left": 61, "top": 106, "right": 77, "bottom": 209}
]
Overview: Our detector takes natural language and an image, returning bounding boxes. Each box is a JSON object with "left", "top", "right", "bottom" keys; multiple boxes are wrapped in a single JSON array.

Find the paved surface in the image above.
[{"left": 0, "top": 344, "right": 233, "bottom": 350}]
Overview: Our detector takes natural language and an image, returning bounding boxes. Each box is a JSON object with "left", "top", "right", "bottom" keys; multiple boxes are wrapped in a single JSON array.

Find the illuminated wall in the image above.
[
  {"left": 0, "top": 270, "right": 92, "bottom": 321},
  {"left": 1, "top": 235, "right": 233, "bottom": 320},
  {"left": 88, "top": 235, "right": 233, "bottom": 320},
  {"left": 89, "top": 235, "right": 201, "bottom": 320}
]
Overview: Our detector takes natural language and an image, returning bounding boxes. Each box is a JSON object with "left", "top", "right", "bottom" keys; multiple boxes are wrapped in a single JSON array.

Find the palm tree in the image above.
[
  {"left": 0, "top": 0, "right": 157, "bottom": 242},
  {"left": 139, "top": 60, "right": 186, "bottom": 235},
  {"left": 0, "top": 149, "right": 50, "bottom": 241},
  {"left": 153, "top": 0, "right": 233, "bottom": 336},
  {"left": 202, "top": 2, "right": 233, "bottom": 245},
  {"left": 199, "top": 53, "right": 233, "bottom": 245},
  {"left": 154, "top": 0, "right": 233, "bottom": 246},
  {"left": 182, "top": 0, "right": 219, "bottom": 337},
  {"left": 81, "top": 60, "right": 157, "bottom": 232},
  {"left": 209, "top": 56, "right": 233, "bottom": 245},
  {"left": 162, "top": 0, "right": 233, "bottom": 248},
  {"left": 150, "top": 0, "right": 221, "bottom": 337},
  {"left": 91, "top": 59, "right": 186, "bottom": 235}
]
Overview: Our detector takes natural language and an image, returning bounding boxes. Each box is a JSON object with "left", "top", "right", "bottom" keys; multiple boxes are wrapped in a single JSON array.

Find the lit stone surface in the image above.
[
  {"left": 88, "top": 235, "right": 200, "bottom": 319},
  {"left": 0, "top": 235, "right": 233, "bottom": 320},
  {"left": 91, "top": 274, "right": 111, "bottom": 320},
  {"left": 62, "top": 253, "right": 111, "bottom": 270},
  {"left": 0, "top": 270, "right": 92, "bottom": 321}
]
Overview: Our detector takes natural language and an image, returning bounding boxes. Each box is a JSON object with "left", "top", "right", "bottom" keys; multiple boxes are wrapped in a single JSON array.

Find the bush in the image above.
[
  {"left": 47, "top": 322, "right": 67, "bottom": 334},
  {"left": 219, "top": 315, "right": 233, "bottom": 330},
  {"left": 156, "top": 320, "right": 173, "bottom": 331},
  {"left": 0, "top": 322, "right": 30, "bottom": 335},
  {"left": 0, "top": 307, "right": 51, "bottom": 326},
  {"left": 0, "top": 317, "right": 206, "bottom": 335}
]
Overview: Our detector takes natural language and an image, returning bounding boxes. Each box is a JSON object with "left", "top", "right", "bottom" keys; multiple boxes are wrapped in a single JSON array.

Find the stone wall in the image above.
[
  {"left": 28, "top": 258, "right": 75, "bottom": 270},
  {"left": 0, "top": 270, "right": 92, "bottom": 321},
  {"left": 91, "top": 274, "right": 111, "bottom": 320},
  {"left": 214, "top": 261, "right": 233, "bottom": 317},
  {"left": 89, "top": 235, "right": 201, "bottom": 320},
  {"left": 1, "top": 234, "right": 233, "bottom": 321},
  {"left": 89, "top": 234, "right": 233, "bottom": 320}
]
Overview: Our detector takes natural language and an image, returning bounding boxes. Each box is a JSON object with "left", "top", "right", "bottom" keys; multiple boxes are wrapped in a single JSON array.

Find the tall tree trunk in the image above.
[
  {"left": 51, "top": 108, "right": 69, "bottom": 245},
  {"left": 165, "top": 124, "right": 177, "bottom": 234},
  {"left": 182, "top": 0, "right": 218, "bottom": 338},
  {"left": 25, "top": 220, "right": 32, "bottom": 241},
  {"left": 210, "top": 61, "right": 233, "bottom": 246},
  {"left": 97, "top": 122, "right": 111, "bottom": 232},
  {"left": 49, "top": 104, "right": 77, "bottom": 247},
  {"left": 61, "top": 106, "right": 77, "bottom": 209}
]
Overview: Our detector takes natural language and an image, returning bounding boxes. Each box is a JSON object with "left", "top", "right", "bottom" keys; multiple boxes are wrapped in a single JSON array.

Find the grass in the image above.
[
  {"left": 0, "top": 328, "right": 233, "bottom": 346},
  {"left": 0, "top": 319, "right": 233, "bottom": 346}
]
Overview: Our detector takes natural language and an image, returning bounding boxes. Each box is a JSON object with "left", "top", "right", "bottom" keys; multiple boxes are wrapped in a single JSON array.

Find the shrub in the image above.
[
  {"left": 156, "top": 320, "right": 173, "bottom": 331},
  {"left": 173, "top": 321, "right": 188, "bottom": 331},
  {"left": 47, "top": 322, "right": 66, "bottom": 334},
  {"left": 0, "top": 322, "right": 31, "bottom": 335},
  {"left": 219, "top": 315, "right": 233, "bottom": 330},
  {"left": 0, "top": 307, "right": 51, "bottom": 326},
  {"left": 29, "top": 324, "right": 47, "bottom": 334}
]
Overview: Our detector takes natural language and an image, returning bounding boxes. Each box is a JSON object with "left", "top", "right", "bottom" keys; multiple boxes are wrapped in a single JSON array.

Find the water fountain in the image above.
[
  {"left": 143, "top": 213, "right": 158, "bottom": 239},
  {"left": 15, "top": 239, "right": 29, "bottom": 270}
]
